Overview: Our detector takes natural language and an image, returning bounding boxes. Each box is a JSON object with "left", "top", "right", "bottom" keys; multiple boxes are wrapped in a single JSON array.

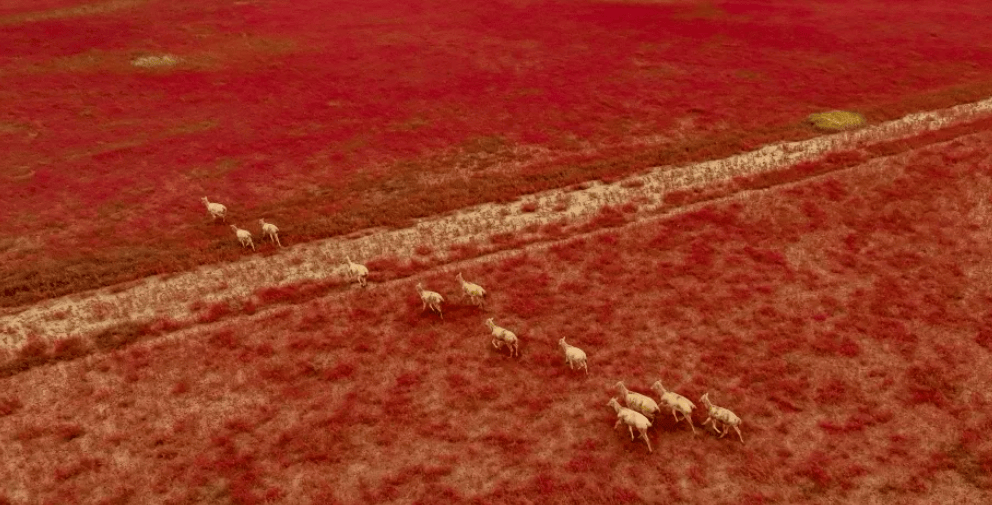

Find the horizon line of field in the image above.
[
  {"left": 1, "top": 115, "right": 988, "bottom": 379},
  {"left": 3, "top": 99, "right": 991, "bottom": 350}
]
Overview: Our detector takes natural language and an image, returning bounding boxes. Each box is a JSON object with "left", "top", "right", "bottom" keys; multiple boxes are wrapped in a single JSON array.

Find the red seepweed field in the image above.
[
  {"left": 2, "top": 125, "right": 991, "bottom": 503},
  {"left": 5, "top": 0, "right": 992, "bottom": 503},
  {"left": 5, "top": 0, "right": 992, "bottom": 306}
]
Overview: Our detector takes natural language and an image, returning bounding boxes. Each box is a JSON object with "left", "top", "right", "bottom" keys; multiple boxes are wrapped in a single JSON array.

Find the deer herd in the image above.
[{"left": 201, "top": 196, "right": 743, "bottom": 453}]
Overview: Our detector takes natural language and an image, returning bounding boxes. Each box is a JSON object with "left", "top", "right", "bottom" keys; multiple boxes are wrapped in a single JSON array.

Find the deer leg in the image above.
[
  {"left": 687, "top": 416, "right": 697, "bottom": 435},
  {"left": 614, "top": 419, "right": 622, "bottom": 430},
  {"left": 673, "top": 409, "right": 680, "bottom": 423},
  {"left": 734, "top": 426, "right": 743, "bottom": 443},
  {"left": 642, "top": 431, "right": 652, "bottom": 453},
  {"left": 719, "top": 424, "right": 729, "bottom": 439},
  {"left": 583, "top": 363, "right": 588, "bottom": 375},
  {"left": 628, "top": 425, "right": 635, "bottom": 441}
]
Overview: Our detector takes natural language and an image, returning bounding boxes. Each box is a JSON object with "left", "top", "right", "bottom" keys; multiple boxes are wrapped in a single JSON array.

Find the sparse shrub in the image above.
[
  {"left": 171, "top": 381, "right": 190, "bottom": 395},
  {"left": 810, "top": 331, "right": 861, "bottom": 357},
  {"left": 145, "top": 316, "right": 184, "bottom": 335},
  {"left": 53, "top": 457, "right": 103, "bottom": 481},
  {"left": 349, "top": 306, "right": 374, "bottom": 322},
  {"left": 796, "top": 451, "right": 834, "bottom": 490},
  {"left": 242, "top": 299, "right": 258, "bottom": 315},
  {"left": 685, "top": 239, "right": 717, "bottom": 271},
  {"left": 582, "top": 205, "right": 628, "bottom": 230},
  {"left": 448, "top": 242, "right": 481, "bottom": 261},
  {"left": 321, "top": 362, "right": 355, "bottom": 381},
  {"left": 489, "top": 232, "right": 516, "bottom": 245},
  {"left": 549, "top": 239, "right": 586, "bottom": 263},
  {"left": 0, "top": 396, "right": 23, "bottom": 416},
  {"left": 365, "top": 255, "right": 405, "bottom": 275},
  {"left": 14, "top": 422, "right": 47, "bottom": 441},
  {"left": 254, "top": 285, "right": 299, "bottom": 306},
  {"left": 259, "top": 363, "right": 296, "bottom": 383},
  {"left": 55, "top": 423, "right": 85, "bottom": 441},
  {"left": 409, "top": 330, "right": 440, "bottom": 351},
  {"left": 17, "top": 334, "right": 48, "bottom": 362},
  {"left": 311, "top": 486, "right": 344, "bottom": 505},
  {"left": 209, "top": 329, "right": 239, "bottom": 350},
  {"left": 664, "top": 188, "right": 704, "bottom": 207},
  {"left": 976, "top": 324, "right": 992, "bottom": 351},
  {"left": 814, "top": 379, "right": 849, "bottom": 405},
  {"left": 476, "top": 384, "right": 500, "bottom": 401},
  {"left": 198, "top": 301, "right": 233, "bottom": 324},
  {"left": 540, "top": 220, "right": 567, "bottom": 237},
  {"left": 91, "top": 321, "right": 146, "bottom": 351}
]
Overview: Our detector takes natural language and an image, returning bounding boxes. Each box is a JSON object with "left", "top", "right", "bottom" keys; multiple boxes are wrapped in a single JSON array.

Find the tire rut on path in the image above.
[{"left": 2, "top": 97, "right": 992, "bottom": 350}]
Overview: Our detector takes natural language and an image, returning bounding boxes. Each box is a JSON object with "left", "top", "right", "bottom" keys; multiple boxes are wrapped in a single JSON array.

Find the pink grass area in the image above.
[
  {"left": 2, "top": 129, "right": 991, "bottom": 503},
  {"left": 4, "top": 0, "right": 992, "bottom": 305}
]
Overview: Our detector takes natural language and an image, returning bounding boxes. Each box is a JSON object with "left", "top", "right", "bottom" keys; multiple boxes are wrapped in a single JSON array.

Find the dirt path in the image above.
[{"left": 2, "top": 98, "right": 991, "bottom": 350}]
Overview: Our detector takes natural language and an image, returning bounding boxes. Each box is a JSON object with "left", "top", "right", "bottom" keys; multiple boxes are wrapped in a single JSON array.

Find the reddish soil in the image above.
[
  {"left": 5, "top": 0, "right": 992, "bottom": 306},
  {"left": 2, "top": 125, "right": 990, "bottom": 503}
]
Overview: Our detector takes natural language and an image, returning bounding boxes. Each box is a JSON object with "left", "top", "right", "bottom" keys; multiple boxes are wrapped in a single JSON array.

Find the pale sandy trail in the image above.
[{"left": 2, "top": 98, "right": 991, "bottom": 350}]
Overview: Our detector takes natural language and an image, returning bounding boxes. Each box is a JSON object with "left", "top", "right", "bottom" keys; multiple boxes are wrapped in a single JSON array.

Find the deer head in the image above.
[
  {"left": 700, "top": 393, "right": 711, "bottom": 407},
  {"left": 606, "top": 397, "right": 622, "bottom": 412}
]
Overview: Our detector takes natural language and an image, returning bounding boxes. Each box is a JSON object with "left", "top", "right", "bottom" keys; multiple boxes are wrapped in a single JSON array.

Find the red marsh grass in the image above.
[{"left": 1, "top": 127, "right": 990, "bottom": 504}]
